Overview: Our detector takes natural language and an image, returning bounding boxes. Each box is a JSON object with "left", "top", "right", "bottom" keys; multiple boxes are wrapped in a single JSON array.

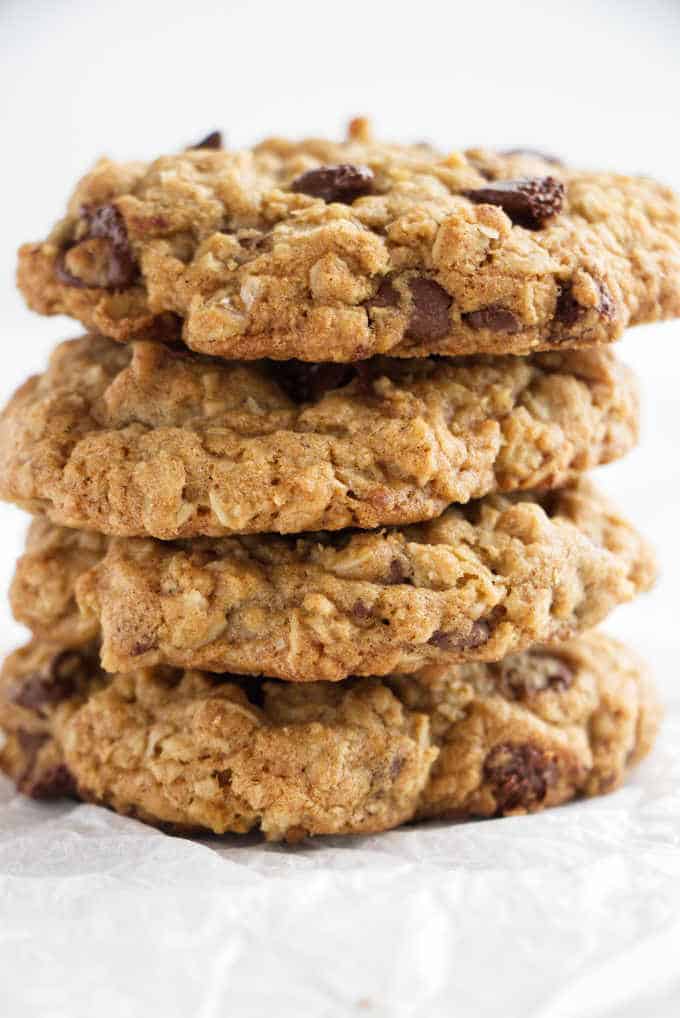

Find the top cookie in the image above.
[{"left": 17, "top": 120, "right": 680, "bottom": 361}]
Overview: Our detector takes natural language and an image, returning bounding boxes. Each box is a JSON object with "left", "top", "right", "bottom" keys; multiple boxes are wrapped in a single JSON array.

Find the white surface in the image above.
[{"left": 0, "top": 1, "right": 679, "bottom": 1015}]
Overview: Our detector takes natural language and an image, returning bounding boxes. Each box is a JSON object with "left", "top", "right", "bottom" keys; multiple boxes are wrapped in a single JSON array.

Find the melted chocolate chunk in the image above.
[
  {"left": 555, "top": 279, "right": 615, "bottom": 328},
  {"left": 15, "top": 730, "right": 55, "bottom": 798},
  {"left": 17, "top": 729, "right": 48, "bottom": 760},
  {"left": 10, "top": 651, "right": 78, "bottom": 711},
  {"left": 275, "top": 361, "right": 356, "bottom": 404},
  {"left": 483, "top": 742, "right": 558, "bottom": 812},
  {"left": 26, "top": 763, "right": 78, "bottom": 800},
  {"left": 188, "top": 130, "right": 223, "bottom": 150},
  {"left": 463, "top": 304, "right": 521, "bottom": 333},
  {"left": 82, "top": 204, "right": 130, "bottom": 249},
  {"left": 352, "top": 599, "right": 371, "bottom": 620},
  {"left": 429, "top": 606, "right": 504, "bottom": 652},
  {"left": 216, "top": 769, "right": 232, "bottom": 788},
  {"left": 56, "top": 203, "right": 138, "bottom": 289},
  {"left": 53, "top": 252, "right": 89, "bottom": 288},
  {"left": 364, "top": 279, "right": 400, "bottom": 325},
  {"left": 291, "top": 163, "right": 374, "bottom": 204},
  {"left": 428, "top": 619, "right": 490, "bottom": 652},
  {"left": 543, "top": 660, "right": 574, "bottom": 691},
  {"left": 387, "top": 558, "right": 408, "bottom": 584},
  {"left": 368, "top": 279, "right": 400, "bottom": 309},
  {"left": 462, "top": 177, "right": 564, "bottom": 229},
  {"left": 406, "top": 277, "right": 452, "bottom": 341},
  {"left": 554, "top": 284, "right": 583, "bottom": 326},
  {"left": 499, "top": 655, "right": 574, "bottom": 700}
]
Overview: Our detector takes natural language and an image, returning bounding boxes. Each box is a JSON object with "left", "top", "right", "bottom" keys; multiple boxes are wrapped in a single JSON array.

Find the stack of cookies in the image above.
[{"left": 0, "top": 121, "right": 677, "bottom": 841}]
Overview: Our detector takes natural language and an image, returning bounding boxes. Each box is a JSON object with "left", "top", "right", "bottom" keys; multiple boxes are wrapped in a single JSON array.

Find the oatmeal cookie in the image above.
[
  {"left": 0, "top": 334, "right": 639, "bottom": 538},
  {"left": 0, "top": 632, "right": 660, "bottom": 840},
  {"left": 12, "top": 482, "right": 656, "bottom": 680},
  {"left": 16, "top": 122, "right": 680, "bottom": 361}
]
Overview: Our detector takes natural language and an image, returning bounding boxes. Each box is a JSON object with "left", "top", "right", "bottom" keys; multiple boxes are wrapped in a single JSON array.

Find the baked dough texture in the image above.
[
  {"left": 0, "top": 632, "right": 660, "bottom": 840},
  {"left": 17, "top": 122, "right": 680, "bottom": 361},
  {"left": 0, "top": 334, "right": 639, "bottom": 538},
  {"left": 11, "top": 482, "right": 656, "bottom": 681}
]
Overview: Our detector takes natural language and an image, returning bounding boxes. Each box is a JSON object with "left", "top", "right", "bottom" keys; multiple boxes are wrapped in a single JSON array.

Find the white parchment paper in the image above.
[{"left": 0, "top": 688, "right": 678, "bottom": 1018}]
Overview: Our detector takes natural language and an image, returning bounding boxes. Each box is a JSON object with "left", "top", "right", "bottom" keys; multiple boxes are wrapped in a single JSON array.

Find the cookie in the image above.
[
  {"left": 0, "top": 334, "right": 639, "bottom": 539},
  {"left": 10, "top": 518, "right": 106, "bottom": 649},
  {"left": 0, "top": 632, "right": 660, "bottom": 840},
  {"left": 13, "top": 482, "right": 656, "bottom": 680},
  {"left": 16, "top": 121, "right": 680, "bottom": 361}
]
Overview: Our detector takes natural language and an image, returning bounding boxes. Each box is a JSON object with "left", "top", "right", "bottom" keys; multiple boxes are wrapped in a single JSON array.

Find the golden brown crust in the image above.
[
  {"left": 12, "top": 482, "right": 656, "bottom": 680},
  {"left": 10, "top": 519, "right": 106, "bottom": 647},
  {"left": 0, "top": 334, "right": 639, "bottom": 538},
  {"left": 0, "top": 633, "right": 660, "bottom": 840},
  {"left": 16, "top": 126, "right": 680, "bottom": 361}
]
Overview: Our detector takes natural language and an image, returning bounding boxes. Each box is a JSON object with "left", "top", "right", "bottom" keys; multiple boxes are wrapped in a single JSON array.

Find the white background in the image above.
[{"left": 1, "top": 2, "right": 679, "bottom": 1016}]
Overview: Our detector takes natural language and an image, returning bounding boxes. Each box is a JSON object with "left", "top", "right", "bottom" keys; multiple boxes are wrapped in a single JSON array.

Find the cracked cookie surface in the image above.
[
  {"left": 0, "top": 334, "right": 639, "bottom": 538},
  {"left": 16, "top": 122, "right": 680, "bottom": 361},
  {"left": 0, "top": 632, "right": 660, "bottom": 840},
  {"left": 13, "top": 482, "right": 656, "bottom": 680}
]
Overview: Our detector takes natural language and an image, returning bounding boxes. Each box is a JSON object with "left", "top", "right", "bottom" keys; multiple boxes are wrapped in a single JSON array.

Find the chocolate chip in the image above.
[
  {"left": 56, "top": 203, "right": 138, "bottom": 290},
  {"left": 483, "top": 742, "right": 558, "bottom": 812},
  {"left": 544, "top": 661, "right": 574, "bottom": 691},
  {"left": 275, "top": 361, "right": 356, "bottom": 404},
  {"left": 11, "top": 673, "right": 74, "bottom": 710},
  {"left": 82, "top": 204, "right": 130, "bottom": 249},
  {"left": 15, "top": 730, "right": 50, "bottom": 796},
  {"left": 352, "top": 599, "right": 371, "bottom": 620},
  {"left": 462, "top": 177, "right": 564, "bottom": 229},
  {"left": 499, "top": 655, "right": 574, "bottom": 699},
  {"left": 555, "top": 279, "right": 615, "bottom": 328},
  {"left": 554, "top": 284, "right": 583, "bottom": 327},
  {"left": 25, "top": 763, "right": 78, "bottom": 800},
  {"left": 216, "top": 768, "right": 232, "bottom": 788},
  {"left": 387, "top": 558, "right": 408, "bottom": 584},
  {"left": 463, "top": 304, "right": 521, "bottom": 333},
  {"left": 367, "top": 279, "right": 400, "bottom": 310},
  {"left": 291, "top": 163, "right": 374, "bottom": 204},
  {"left": 17, "top": 730, "right": 48, "bottom": 760},
  {"left": 428, "top": 620, "right": 490, "bottom": 652},
  {"left": 366, "top": 276, "right": 458, "bottom": 343},
  {"left": 188, "top": 130, "right": 223, "bottom": 150},
  {"left": 364, "top": 279, "right": 400, "bottom": 327},
  {"left": 501, "top": 148, "right": 563, "bottom": 166},
  {"left": 406, "top": 278, "right": 452, "bottom": 342},
  {"left": 390, "top": 754, "right": 406, "bottom": 778},
  {"left": 10, "top": 651, "right": 79, "bottom": 711},
  {"left": 53, "top": 252, "right": 81, "bottom": 286}
]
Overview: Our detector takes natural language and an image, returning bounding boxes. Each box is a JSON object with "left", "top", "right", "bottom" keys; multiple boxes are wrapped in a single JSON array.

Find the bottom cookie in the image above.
[{"left": 0, "top": 633, "right": 660, "bottom": 841}]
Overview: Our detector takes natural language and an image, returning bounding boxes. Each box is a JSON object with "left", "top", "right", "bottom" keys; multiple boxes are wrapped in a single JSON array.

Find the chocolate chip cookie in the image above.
[
  {"left": 12, "top": 482, "right": 655, "bottom": 680},
  {"left": 16, "top": 121, "right": 680, "bottom": 361},
  {"left": 0, "top": 334, "right": 639, "bottom": 538},
  {"left": 0, "top": 632, "right": 660, "bottom": 840}
]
